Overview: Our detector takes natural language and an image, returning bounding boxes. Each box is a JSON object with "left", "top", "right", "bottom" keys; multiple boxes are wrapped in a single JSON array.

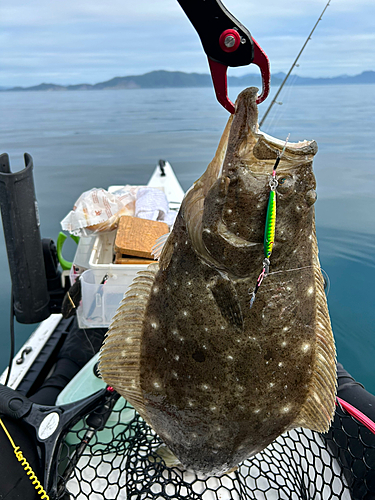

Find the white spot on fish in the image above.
[
  {"left": 302, "top": 343, "right": 310, "bottom": 353},
  {"left": 172, "top": 330, "right": 178, "bottom": 336},
  {"left": 187, "top": 281, "right": 191, "bottom": 286},
  {"left": 210, "top": 406, "right": 217, "bottom": 412},
  {"left": 151, "top": 322, "right": 158, "bottom": 329},
  {"left": 185, "top": 240, "right": 188, "bottom": 245},
  {"left": 286, "top": 286, "right": 292, "bottom": 292},
  {"left": 153, "top": 381, "right": 161, "bottom": 389},
  {"left": 172, "top": 371, "right": 178, "bottom": 379},
  {"left": 282, "top": 405, "right": 291, "bottom": 413},
  {"left": 174, "top": 355, "right": 180, "bottom": 361},
  {"left": 254, "top": 408, "right": 261, "bottom": 414},
  {"left": 180, "top": 337, "right": 184, "bottom": 342},
  {"left": 278, "top": 362, "right": 283, "bottom": 367},
  {"left": 121, "top": 350, "right": 127, "bottom": 357},
  {"left": 283, "top": 326, "right": 289, "bottom": 332},
  {"left": 284, "top": 385, "right": 288, "bottom": 390},
  {"left": 227, "top": 355, "right": 233, "bottom": 361},
  {"left": 269, "top": 382, "right": 275, "bottom": 388},
  {"left": 192, "top": 433, "right": 198, "bottom": 438},
  {"left": 204, "top": 229, "right": 211, "bottom": 234},
  {"left": 183, "top": 311, "right": 188, "bottom": 316},
  {"left": 227, "top": 209, "right": 233, "bottom": 214},
  {"left": 204, "top": 327, "right": 208, "bottom": 332},
  {"left": 281, "top": 341, "right": 287, "bottom": 347},
  {"left": 153, "top": 286, "right": 159, "bottom": 294},
  {"left": 188, "top": 400, "right": 195, "bottom": 407},
  {"left": 220, "top": 325, "right": 225, "bottom": 330},
  {"left": 202, "top": 384, "right": 210, "bottom": 390},
  {"left": 237, "top": 385, "right": 244, "bottom": 392}
]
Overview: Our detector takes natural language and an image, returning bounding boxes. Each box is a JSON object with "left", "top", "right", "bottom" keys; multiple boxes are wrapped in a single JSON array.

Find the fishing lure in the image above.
[{"left": 249, "top": 134, "right": 290, "bottom": 308}]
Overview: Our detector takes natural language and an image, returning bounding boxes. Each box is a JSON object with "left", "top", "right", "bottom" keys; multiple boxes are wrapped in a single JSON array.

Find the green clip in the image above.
[{"left": 57, "top": 232, "right": 80, "bottom": 270}]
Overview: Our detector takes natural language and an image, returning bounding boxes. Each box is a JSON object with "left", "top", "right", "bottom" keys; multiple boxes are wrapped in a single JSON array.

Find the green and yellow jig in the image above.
[{"left": 249, "top": 134, "right": 289, "bottom": 308}]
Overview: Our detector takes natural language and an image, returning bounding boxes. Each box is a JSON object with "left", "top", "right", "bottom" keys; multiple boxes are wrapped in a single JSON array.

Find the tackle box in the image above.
[{"left": 75, "top": 230, "right": 159, "bottom": 329}]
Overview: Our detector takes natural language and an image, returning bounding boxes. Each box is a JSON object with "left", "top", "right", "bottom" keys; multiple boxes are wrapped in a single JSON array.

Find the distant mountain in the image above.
[
  {"left": 3, "top": 70, "right": 375, "bottom": 92},
  {"left": 272, "top": 71, "right": 375, "bottom": 85}
]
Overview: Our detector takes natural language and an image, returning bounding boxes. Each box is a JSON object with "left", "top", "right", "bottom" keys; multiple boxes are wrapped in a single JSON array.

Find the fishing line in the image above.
[
  {"left": 4, "top": 287, "right": 15, "bottom": 387},
  {"left": 267, "top": 265, "right": 319, "bottom": 275},
  {"left": 263, "top": 73, "right": 298, "bottom": 136},
  {"left": 82, "top": 328, "right": 96, "bottom": 357},
  {"left": 320, "top": 268, "right": 331, "bottom": 296},
  {"left": 262, "top": 265, "right": 330, "bottom": 294},
  {"left": 0, "top": 417, "right": 49, "bottom": 499}
]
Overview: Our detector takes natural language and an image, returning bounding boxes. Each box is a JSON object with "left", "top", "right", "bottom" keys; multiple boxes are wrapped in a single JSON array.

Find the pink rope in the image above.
[{"left": 336, "top": 397, "right": 375, "bottom": 435}]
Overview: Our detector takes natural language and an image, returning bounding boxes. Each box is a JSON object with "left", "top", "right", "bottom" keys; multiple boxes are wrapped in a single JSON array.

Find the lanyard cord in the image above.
[{"left": 0, "top": 417, "right": 49, "bottom": 499}]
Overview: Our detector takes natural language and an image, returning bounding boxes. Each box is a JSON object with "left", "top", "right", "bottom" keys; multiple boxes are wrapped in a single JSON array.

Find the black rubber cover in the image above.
[
  {"left": 0, "top": 384, "right": 32, "bottom": 419},
  {"left": 0, "top": 153, "right": 50, "bottom": 323}
]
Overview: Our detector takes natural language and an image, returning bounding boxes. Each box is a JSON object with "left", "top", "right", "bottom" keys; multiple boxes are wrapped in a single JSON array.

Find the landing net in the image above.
[{"left": 57, "top": 398, "right": 375, "bottom": 500}]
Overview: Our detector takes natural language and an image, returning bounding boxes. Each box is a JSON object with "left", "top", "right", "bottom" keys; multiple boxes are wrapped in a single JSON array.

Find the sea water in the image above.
[{"left": 0, "top": 84, "right": 374, "bottom": 393}]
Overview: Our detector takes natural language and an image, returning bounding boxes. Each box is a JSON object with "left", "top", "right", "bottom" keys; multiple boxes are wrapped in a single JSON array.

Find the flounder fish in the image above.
[{"left": 99, "top": 87, "right": 336, "bottom": 476}]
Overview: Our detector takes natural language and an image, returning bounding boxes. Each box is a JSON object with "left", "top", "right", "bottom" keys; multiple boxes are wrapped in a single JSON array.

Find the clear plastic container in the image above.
[{"left": 77, "top": 268, "right": 135, "bottom": 328}]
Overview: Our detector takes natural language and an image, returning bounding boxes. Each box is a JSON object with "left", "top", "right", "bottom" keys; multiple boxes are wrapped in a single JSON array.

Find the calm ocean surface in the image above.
[{"left": 0, "top": 84, "right": 374, "bottom": 393}]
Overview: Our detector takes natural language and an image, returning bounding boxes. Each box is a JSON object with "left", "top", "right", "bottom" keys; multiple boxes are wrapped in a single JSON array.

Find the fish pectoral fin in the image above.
[
  {"left": 216, "top": 221, "right": 259, "bottom": 248},
  {"left": 150, "top": 445, "right": 182, "bottom": 468},
  {"left": 209, "top": 274, "right": 244, "bottom": 330},
  {"left": 152, "top": 232, "right": 170, "bottom": 260}
]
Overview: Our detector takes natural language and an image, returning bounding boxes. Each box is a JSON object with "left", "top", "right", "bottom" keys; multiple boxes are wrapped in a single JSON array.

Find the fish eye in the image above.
[{"left": 276, "top": 174, "right": 294, "bottom": 194}]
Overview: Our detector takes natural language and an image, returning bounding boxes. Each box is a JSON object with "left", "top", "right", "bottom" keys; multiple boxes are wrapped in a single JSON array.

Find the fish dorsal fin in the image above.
[
  {"left": 151, "top": 232, "right": 170, "bottom": 261},
  {"left": 99, "top": 263, "right": 159, "bottom": 423},
  {"left": 291, "top": 229, "right": 337, "bottom": 433}
]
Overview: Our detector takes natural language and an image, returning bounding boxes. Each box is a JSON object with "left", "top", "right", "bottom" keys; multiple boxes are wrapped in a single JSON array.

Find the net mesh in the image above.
[{"left": 56, "top": 398, "right": 375, "bottom": 500}]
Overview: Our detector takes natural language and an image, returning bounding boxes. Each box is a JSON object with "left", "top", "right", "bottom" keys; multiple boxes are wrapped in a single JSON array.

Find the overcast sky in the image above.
[{"left": 1, "top": 0, "right": 374, "bottom": 87}]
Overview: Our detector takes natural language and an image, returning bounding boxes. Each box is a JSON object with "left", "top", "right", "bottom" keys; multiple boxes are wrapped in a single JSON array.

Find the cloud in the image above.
[{"left": 1, "top": 0, "right": 375, "bottom": 86}]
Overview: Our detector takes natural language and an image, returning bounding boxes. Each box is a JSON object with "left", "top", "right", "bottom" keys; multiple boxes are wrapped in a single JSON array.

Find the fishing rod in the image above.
[{"left": 259, "top": 0, "right": 331, "bottom": 127}]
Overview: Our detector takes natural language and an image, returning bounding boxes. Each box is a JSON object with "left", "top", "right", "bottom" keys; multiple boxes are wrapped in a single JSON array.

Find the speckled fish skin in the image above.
[{"left": 99, "top": 87, "right": 337, "bottom": 476}]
